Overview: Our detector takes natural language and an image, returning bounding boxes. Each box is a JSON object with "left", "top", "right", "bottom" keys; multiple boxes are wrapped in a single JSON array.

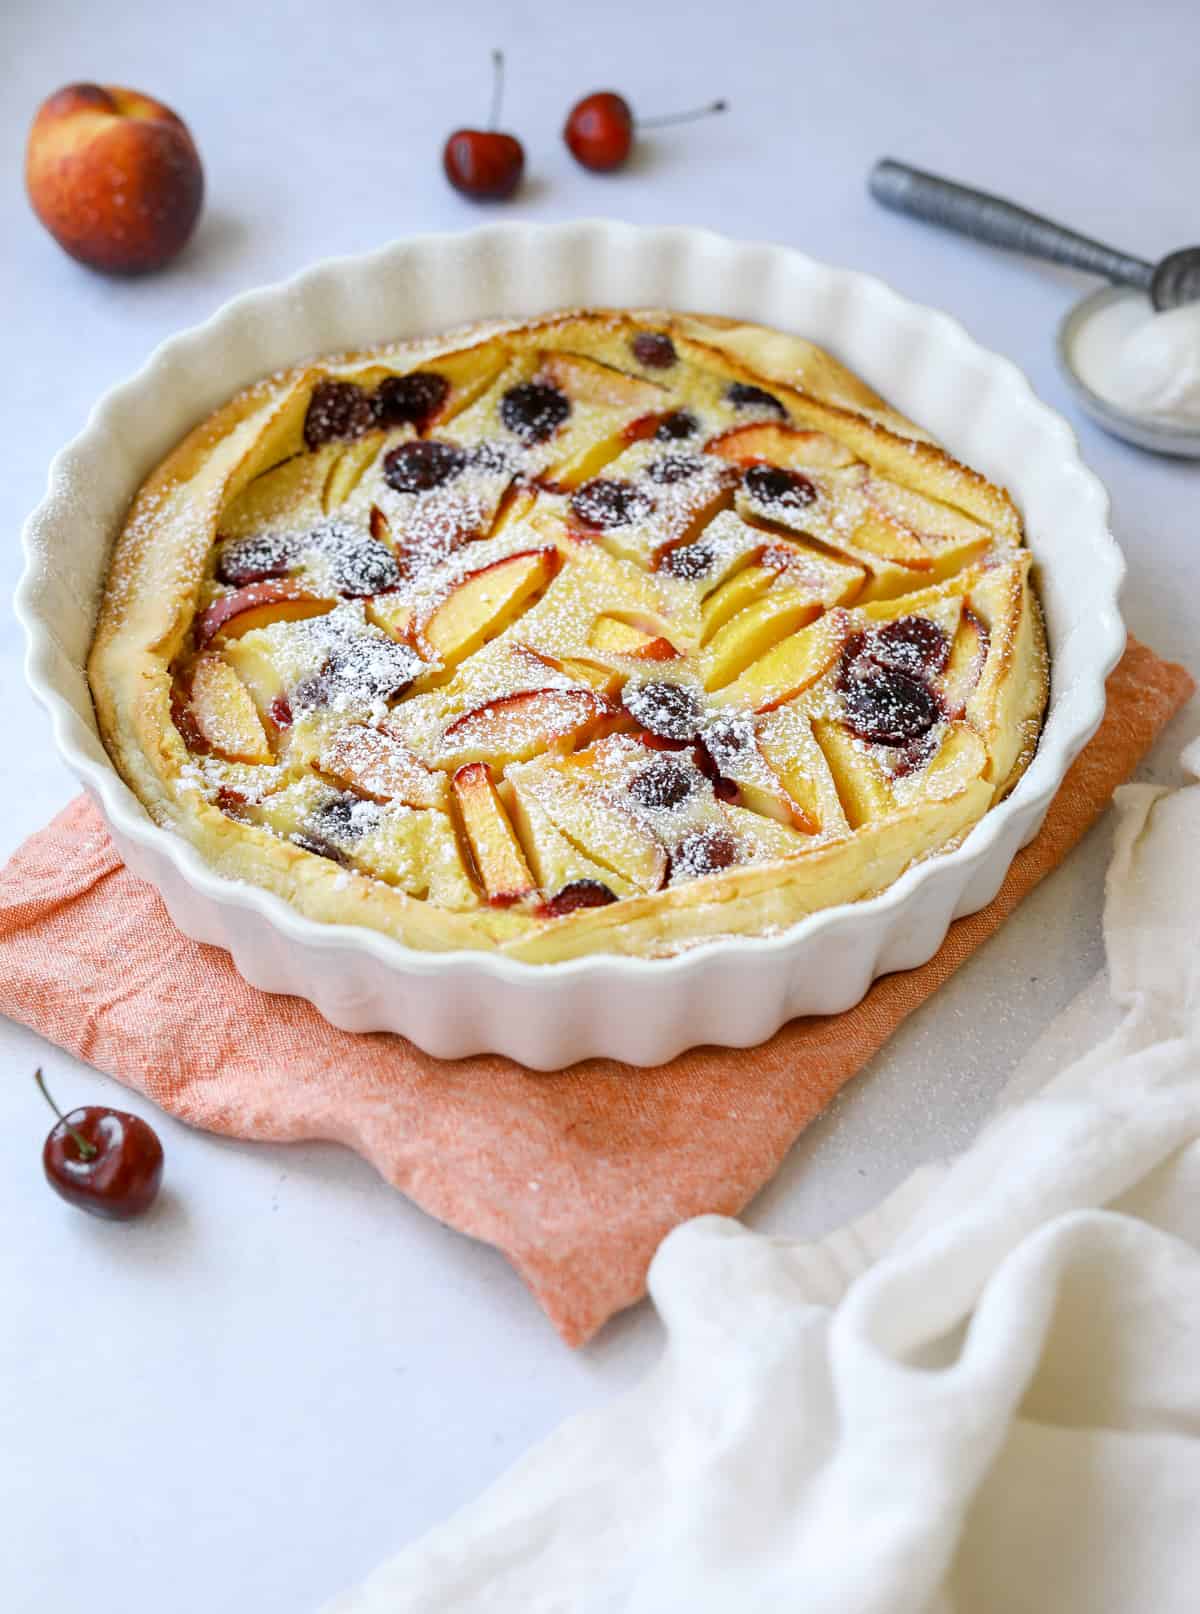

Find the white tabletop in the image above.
[{"left": 2, "top": 1, "right": 1198, "bottom": 1607}]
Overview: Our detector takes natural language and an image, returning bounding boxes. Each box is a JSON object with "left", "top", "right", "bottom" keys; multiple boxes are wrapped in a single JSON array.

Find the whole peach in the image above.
[{"left": 25, "top": 83, "right": 204, "bottom": 274}]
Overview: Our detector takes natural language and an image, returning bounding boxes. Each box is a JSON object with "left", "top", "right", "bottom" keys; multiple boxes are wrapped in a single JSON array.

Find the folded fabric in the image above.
[
  {"left": 0, "top": 641, "right": 1191, "bottom": 1345},
  {"left": 326, "top": 741, "right": 1200, "bottom": 1614}
]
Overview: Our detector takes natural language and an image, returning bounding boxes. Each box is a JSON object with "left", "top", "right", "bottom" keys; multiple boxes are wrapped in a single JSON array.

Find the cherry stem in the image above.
[
  {"left": 638, "top": 99, "right": 728, "bottom": 130},
  {"left": 489, "top": 49, "right": 505, "bottom": 131},
  {"left": 34, "top": 1068, "right": 97, "bottom": 1160}
]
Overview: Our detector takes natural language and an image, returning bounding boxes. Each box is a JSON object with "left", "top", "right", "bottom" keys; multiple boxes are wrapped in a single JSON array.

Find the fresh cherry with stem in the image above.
[
  {"left": 36, "top": 1068, "right": 164, "bottom": 1222},
  {"left": 443, "top": 50, "right": 525, "bottom": 201},
  {"left": 563, "top": 92, "right": 727, "bottom": 173}
]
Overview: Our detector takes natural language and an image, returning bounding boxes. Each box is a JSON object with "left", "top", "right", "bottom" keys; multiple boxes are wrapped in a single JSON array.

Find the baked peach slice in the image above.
[
  {"left": 367, "top": 592, "right": 415, "bottom": 644},
  {"left": 589, "top": 613, "right": 680, "bottom": 661},
  {"left": 701, "top": 715, "right": 818, "bottom": 834},
  {"left": 713, "top": 608, "right": 851, "bottom": 712},
  {"left": 440, "top": 686, "right": 610, "bottom": 766},
  {"left": 319, "top": 724, "right": 447, "bottom": 810},
  {"left": 866, "top": 478, "right": 993, "bottom": 578},
  {"left": 452, "top": 762, "right": 536, "bottom": 906},
  {"left": 700, "top": 590, "right": 824, "bottom": 690},
  {"left": 509, "top": 759, "right": 668, "bottom": 894},
  {"left": 196, "top": 581, "right": 334, "bottom": 648},
  {"left": 708, "top": 422, "right": 857, "bottom": 471},
  {"left": 420, "top": 547, "right": 560, "bottom": 668},
  {"left": 503, "top": 774, "right": 631, "bottom": 902},
  {"left": 536, "top": 353, "right": 668, "bottom": 488},
  {"left": 940, "top": 605, "right": 990, "bottom": 719},
  {"left": 187, "top": 654, "right": 273, "bottom": 764},
  {"left": 811, "top": 717, "right": 896, "bottom": 829},
  {"left": 515, "top": 644, "right": 625, "bottom": 699},
  {"left": 538, "top": 352, "right": 667, "bottom": 414}
]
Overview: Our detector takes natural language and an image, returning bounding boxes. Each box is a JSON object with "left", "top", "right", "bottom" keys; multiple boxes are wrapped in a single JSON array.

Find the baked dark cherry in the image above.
[
  {"left": 292, "top": 832, "right": 350, "bottom": 865},
  {"left": 673, "top": 826, "right": 738, "bottom": 879},
  {"left": 655, "top": 410, "right": 698, "bottom": 441},
  {"left": 311, "top": 794, "right": 377, "bottom": 844},
  {"left": 632, "top": 331, "right": 677, "bottom": 368},
  {"left": 563, "top": 91, "right": 727, "bottom": 173},
  {"left": 569, "top": 478, "right": 654, "bottom": 531},
  {"left": 170, "top": 685, "right": 209, "bottom": 754},
  {"left": 657, "top": 538, "right": 714, "bottom": 580},
  {"left": 36, "top": 1069, "right": 163, "bottom": 1223},
  {"left": 840, "top": 661, "right": 941, "bottom": 746},
  {"left": 304, "top": 380, "right": 375, "bottom": 449},
  {"left": 627, "top": 754, "right": 700, "bottom": 810},
  {"left": 646, "top": 453, "right": 705, "bottom": 485},
  {"left": 328, "top": 536, "right": 401, "bottom": 597},
  {"left": 216, "top": 533, "right": 295, "bottom": 587},
  {"left": 868, "top": 615, "right": 951, "bottom": 678},
  {"left": 442, "top": 51, "right": 524, "bottom": 201},
  {"left": 500, "top": 380, "right": 571, "bottom": 445},
  {"left": 701, "top": 713, "right": 753, "bottom": 767},
  {"left": 323, "top": 636, "right": 425, "bottom": 703},
  {"left": 540, "top": 878, "right": 618, "bottom": 918},
  {"left": 891, "top": 729, "right": 941, "bottom": 779},
  {"left": 469, "top": 440, "right": 513, "bottom": 474},
  {"left": 382, "top": 439, "right": 468, "bottom": 494},
  {"left": 373, "top": 372, "right": 450, "bottom": 431},
  {"left": 309, "top": 520, "right": 401, "bottom": 596},
  {"left": 726, "top": 381, "right": 788, "bottom": 417},
  {"left": 743, "top": 462, "right": 817, "bottom": 510},
  {"left": 268, "top": 695, "right": 293, "bottom": 729},
  {"left": 623, "top": 680, "right": 704, "bottom": 742}
]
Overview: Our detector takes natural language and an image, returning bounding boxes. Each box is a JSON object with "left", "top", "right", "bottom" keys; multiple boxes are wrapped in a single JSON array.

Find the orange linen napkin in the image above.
[{"left": 0, "top": 641, "right": 1192, "bottom": 1345}]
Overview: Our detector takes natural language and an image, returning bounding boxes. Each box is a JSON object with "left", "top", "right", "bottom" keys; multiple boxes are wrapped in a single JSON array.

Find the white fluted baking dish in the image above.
[{"left": 17, "top": 221, "right": 1124, "bottom": 1067}]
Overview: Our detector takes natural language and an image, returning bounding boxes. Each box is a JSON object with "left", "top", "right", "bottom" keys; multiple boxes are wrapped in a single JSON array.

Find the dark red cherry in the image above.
[
  {"left": 215, "top": 532, "right": 296, "bottom": 587},
  {"left": 655, "top": 410, "right": 698, "bottom": 441},
  {"left": 311, "top": 522, "right": 401, "bottom": 597},
  {"left": 672, "top": 827, "right": 738, "bottom": 880},
  {"left": 443, "top": 52, "right": 525, "bottom": 201},
  {"left": 646, "top": 453, "right": 705, "bottom": 484},
  {"left": 564, "top": 92, "right": 634, "bottom": 172},
  {"left": 36, "top": 1070, "right": 163, "bottom": 1223},
  {"left": 500, "top": 380, "right": 571, "bottom": 444},
  {"left": 443, "top": 130, "right": 524, "bottom": 200},
  {"left": 840, "top": 661, "right": 941, "bottom": 747},
  {"left": 632, "top": 331, "right": 677, "bottom": 368},
  {"left": 373, "top": 372, "right": 451, "bottom": 431},
  {"left": 540, "top": 879, "right": 617, "bottom": 918},
  {"left": 382, "top": 439, "right": 468, "bottom": 493},
  {"left": 628, "top": 754, "right": 700, "bottom": 810},
  {"left": 868, "top": 615, "right": 951, "bottom": 678},
  {"left": 726, "top": 381, "right": 788, "bottom": 417},
  {"left": 304, "top": 380, "right": 375, "bottom": 449},
  {"left": 569, "top": 478, "right": 654, "bottom": 530},
  {"left": 743, "top": 462, "right": 818, "bottom": 510},
  {"left": 623, "top": 680, "right": 704, "bottom": 742},
  {"left": 564, "top": 91, "right": 727, "bottom": 173},
  {"left": 657, "top": 538, "right": 715, "bottom": 580}
]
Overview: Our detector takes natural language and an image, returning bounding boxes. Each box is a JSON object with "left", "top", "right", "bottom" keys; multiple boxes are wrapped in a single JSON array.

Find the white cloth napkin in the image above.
[{"left": 331, "top": 744, "right": 1200, "bottom": 1614}]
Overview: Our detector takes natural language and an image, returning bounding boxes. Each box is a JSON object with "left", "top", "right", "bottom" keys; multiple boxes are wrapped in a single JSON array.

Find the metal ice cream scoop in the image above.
[{"left": 869, "top": 159, "right": 1200, "bottom": 311}]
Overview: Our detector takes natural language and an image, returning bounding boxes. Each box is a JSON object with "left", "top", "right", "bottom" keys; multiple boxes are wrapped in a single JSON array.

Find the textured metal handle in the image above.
[{"left": 869, "top": 159, "right": 1153, "bottom": 290}]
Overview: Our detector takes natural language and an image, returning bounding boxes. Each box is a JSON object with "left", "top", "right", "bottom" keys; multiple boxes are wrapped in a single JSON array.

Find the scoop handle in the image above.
[{"left": 869, "top": 159, "right": 1154, "bottom": 290}]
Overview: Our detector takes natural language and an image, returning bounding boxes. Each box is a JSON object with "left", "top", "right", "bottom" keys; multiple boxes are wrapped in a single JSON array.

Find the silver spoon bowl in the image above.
[
  {"left": 869, "top": 159, "right": 1200, "bottom": 311},
  {"left": 1056, "top": 287, "right": 1200, "bottom": 459}
]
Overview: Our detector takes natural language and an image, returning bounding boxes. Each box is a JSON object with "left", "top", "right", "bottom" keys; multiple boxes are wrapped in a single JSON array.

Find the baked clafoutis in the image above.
[{"left": 89, "top": 310, "right": 1048, "bottom": 962}]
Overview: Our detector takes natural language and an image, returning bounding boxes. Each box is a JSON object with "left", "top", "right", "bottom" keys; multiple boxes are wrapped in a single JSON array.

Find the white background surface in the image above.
[{"left": 1, "top": 2, "right": 1197, "bottom": 1609}]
